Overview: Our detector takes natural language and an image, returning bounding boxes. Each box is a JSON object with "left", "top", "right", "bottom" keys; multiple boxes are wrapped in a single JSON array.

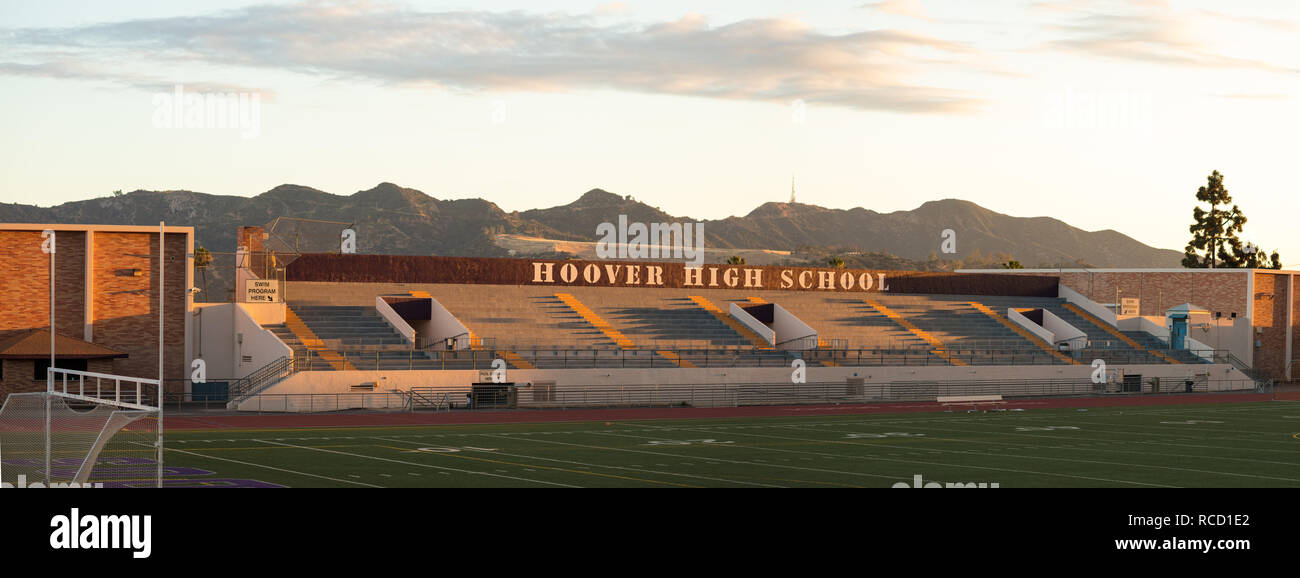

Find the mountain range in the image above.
[{"left": 0, "top": 183, "right": 1183, "bottom": 270}]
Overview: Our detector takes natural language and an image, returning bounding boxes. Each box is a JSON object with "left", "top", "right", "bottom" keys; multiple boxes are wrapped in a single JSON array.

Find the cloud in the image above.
[
  {"left": 864, "top": 0, "right": 931, "bottom": 20},
  {"left": 1042, "top": 1, "right": 1300, "bottom": 74},
  {"left": 1214, "top": 93, "right": 1291, "bottom": 101},
  {"left": 0, "top": 0, "right": 985, "bottom": 114},
  {"left": 0, "top": 60, "right": 273, "bottom": 98}
]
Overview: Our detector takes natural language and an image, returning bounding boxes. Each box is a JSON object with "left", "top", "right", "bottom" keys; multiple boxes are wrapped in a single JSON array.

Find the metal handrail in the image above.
[
  {"left": 775, "top": 334, "right": 818, "bottom": 348},
  {"left": 224, "top": 377, "right": 1262, "bottom": 413},
  {"left": 228, "top": 356, "right": 296, "bottom": 403}
]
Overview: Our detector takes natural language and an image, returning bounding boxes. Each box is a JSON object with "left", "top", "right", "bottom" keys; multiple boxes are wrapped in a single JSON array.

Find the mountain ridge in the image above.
[{"left": 0, "top": 183, "right": 1183, "bottom": 268}]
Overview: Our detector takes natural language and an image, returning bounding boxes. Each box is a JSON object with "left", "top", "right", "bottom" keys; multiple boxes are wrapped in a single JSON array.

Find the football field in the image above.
[{"left": 151, "top": 401, "right": 1300, "bottom": 488}]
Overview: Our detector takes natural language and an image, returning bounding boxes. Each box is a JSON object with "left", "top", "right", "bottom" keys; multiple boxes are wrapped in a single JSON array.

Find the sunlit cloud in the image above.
[
  {"left": 0, "top": 0, "right": 987, "bottom": 114},
  {"left": 1041, "top": 0, "right": 1300, "bottom": 75}
]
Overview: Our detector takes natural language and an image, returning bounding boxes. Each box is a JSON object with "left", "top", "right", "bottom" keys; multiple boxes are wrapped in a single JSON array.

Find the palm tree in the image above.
[
  {"left": 726, "top": 256, "right": 746, "bottom": 265},
  {"left": 827, "top": 257, "right": 845, "bottom": 269},
  {"left": 194, "top": 246, "right": 213, "bottom": 300}
]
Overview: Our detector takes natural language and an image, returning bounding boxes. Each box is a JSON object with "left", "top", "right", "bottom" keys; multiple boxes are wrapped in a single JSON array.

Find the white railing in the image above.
[{"left": 48, "top": 367, "right": 160, "bottom": 411}]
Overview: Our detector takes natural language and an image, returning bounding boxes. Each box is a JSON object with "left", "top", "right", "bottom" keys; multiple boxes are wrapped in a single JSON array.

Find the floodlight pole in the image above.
[{"left": 158, "top": 221, "right": 165, "bottom": 488}]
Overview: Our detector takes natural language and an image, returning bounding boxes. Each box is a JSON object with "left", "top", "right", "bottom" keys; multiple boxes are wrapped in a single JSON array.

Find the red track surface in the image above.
[{"left": 164, "top": 392, "right": 1281, "bottom": 431}]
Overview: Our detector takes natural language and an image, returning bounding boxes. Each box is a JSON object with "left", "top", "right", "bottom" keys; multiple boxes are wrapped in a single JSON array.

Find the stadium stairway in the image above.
[
  {"left": 863, "top": 300, "right": 964, "bottom": 366},
  {"left": 1122, "top": 331, "right": 1208, "bottom": 364},
  {"left": 686, "top": 295, "right": 774, "bottom": 349},
  {"left": 280, "top": 308, "right": 357, "bottom": 370},
  {"left": 1054, "top": 302, "right": 1181, "bottom": 365},
  {"left": 746, "top": 296, "right": 839, "bottom": 367},
  {"left": 553, "top": 292, "right": 697, "bottom": 368},
  {"left": 966, "top": 301, "right": 1076, "bottom": 365}
]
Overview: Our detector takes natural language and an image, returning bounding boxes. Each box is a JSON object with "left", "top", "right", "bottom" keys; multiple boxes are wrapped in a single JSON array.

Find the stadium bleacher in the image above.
[{"left": 272, "top": 282, "right": 1206, "bottom": 371}]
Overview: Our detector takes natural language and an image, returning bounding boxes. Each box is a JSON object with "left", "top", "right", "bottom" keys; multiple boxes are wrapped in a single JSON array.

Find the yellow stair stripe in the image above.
[
  {"left": 1061, "top": 303, "right": 1179, "bottom": 364},
  {"left": 864, "top": 300, "right": 966, "bottom": 367},
  {"left": 457, "top": 330, "right": 534, "bottom": 369},
  {"left": 554, "top": 293, "right": 638, "bottom": 350},
  {"left": 687, "top": 295, "right": 773, "bottom": 349},
  {"left": 284, "top": 308, "right": 356, "bottom": 371},
  {"left": 499, "top": 350, "right": 536, "bottom": 370},
  {"left": 655, "top": 350, "right": 697, "bottom": 368},
  {"left": 461, "top": 330, "right": 534, "bottom": 369},
  {"left": 968, "top": 301, "right": 1078, "bottom": 365},
  {"left": 816, "top": 351, "right": 840, "bottom": 367}
]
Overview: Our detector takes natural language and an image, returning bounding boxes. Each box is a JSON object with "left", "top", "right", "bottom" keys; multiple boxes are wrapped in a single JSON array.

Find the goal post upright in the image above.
[
  {"left": 158, "top": 221, "right": 164, "bottom": 489},
  {"left": 46, "top": 229, "right": 54, "bottom": 486}
]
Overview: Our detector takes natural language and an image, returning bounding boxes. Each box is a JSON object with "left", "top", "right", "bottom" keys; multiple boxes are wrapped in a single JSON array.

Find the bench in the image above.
[{"left": 937, "top": 394, "right": 1005, "bottom": 412}]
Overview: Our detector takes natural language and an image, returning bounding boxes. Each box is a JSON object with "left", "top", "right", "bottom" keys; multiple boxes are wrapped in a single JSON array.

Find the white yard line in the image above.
[
  {"left": 371, "top": 436, "right": 783, "bottom": 488},
  {"left": 786, "top": 422, "right": 1300, "bottom": 471},
  {"left": 253, "top": 439, "right": 579, "bottom": 488},
  {"left": 614, "top": 424, "right": 1175, "bottom": 487},
  {"left": 994, "top": 413, "right": 1297, "bottom": 444},
  {"left": 759, "top": 424, "right": 1300, "bottom": 485},
  {"left": 166, "top": 446, "right": 383, "bottom": 488},
  {"left": 485, "top": 433, "right": 897, "bottom": 485},
  {"left": 880, "top": 417, "right": 1300, "bottom": 455}
]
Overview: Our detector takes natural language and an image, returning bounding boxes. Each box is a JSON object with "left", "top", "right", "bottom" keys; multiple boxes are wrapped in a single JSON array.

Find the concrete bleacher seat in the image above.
[{"left": 290, "top": 305, "right": 409, "bottom": 346}]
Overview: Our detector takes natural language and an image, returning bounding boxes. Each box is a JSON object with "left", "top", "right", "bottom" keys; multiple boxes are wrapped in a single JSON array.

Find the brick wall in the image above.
[
  {"left": 90, "top": 231, "right": 188, "bottom": 382},
  {"left": 0, "top": 359, "right": 38, "bottom": 399},
  {"left": 0, "top": 358, "right": 115, "bottom": 399},
  {"left": 0, "top": 230, "right": 85, "bottom": 336},
  {"left": 1293, "top": 276, "right": 1300, "bottom": 380},
  {"left": 1058, "top": 271, "right": 1250, "bottom": 318},
  {"left": 1253, "top": 272, "right": 1293, "bottom": 381},
  {"left": 1, "top": 226, "right": 190, "bottom": 399}
]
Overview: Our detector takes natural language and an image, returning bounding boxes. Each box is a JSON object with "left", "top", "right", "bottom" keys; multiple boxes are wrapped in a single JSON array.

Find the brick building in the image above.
[{"left": 0, "top": 224, "right": 193, "bottom": 400}]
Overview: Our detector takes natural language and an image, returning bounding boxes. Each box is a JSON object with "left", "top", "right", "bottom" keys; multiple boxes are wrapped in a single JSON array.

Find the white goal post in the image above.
[{"left": 0, "top": 368, "right": 163, "bottom": 488}]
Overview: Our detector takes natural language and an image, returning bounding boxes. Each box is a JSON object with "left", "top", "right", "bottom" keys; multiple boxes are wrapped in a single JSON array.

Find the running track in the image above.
[{"left": 164, "top": 391, "right": 1291, "bottom": 431}]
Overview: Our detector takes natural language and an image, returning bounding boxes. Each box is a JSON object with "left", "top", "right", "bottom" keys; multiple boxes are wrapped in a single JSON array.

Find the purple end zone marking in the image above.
[
  {"left": 5, "top": 456, "right": 282, "bottom": 488},
  {"left": 103, "top": 478, "right": 288, "bottom": 489}
]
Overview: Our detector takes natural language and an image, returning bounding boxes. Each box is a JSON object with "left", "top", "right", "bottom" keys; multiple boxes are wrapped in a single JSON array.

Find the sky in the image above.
[{"left": 1, "top": 0, "right": 1298, "bottom": 263}]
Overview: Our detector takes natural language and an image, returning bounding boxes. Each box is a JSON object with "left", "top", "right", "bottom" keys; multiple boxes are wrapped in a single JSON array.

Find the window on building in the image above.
[{"left": 33, "top": 359, "right": 89, "bottom": 381}]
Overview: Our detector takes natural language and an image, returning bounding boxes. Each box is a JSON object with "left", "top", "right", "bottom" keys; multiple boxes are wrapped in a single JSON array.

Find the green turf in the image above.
[{"left": 156, "top": 401, "right": 1300, "bottom": 488}]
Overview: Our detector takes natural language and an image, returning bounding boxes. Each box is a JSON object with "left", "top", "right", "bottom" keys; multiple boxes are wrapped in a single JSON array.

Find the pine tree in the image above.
[
  {"left": 1182, "top": 171, "right": 1281, "bottom": 268},
  {"left": 1183, "top": 171, "right": 1246, "bottom": 268}
]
